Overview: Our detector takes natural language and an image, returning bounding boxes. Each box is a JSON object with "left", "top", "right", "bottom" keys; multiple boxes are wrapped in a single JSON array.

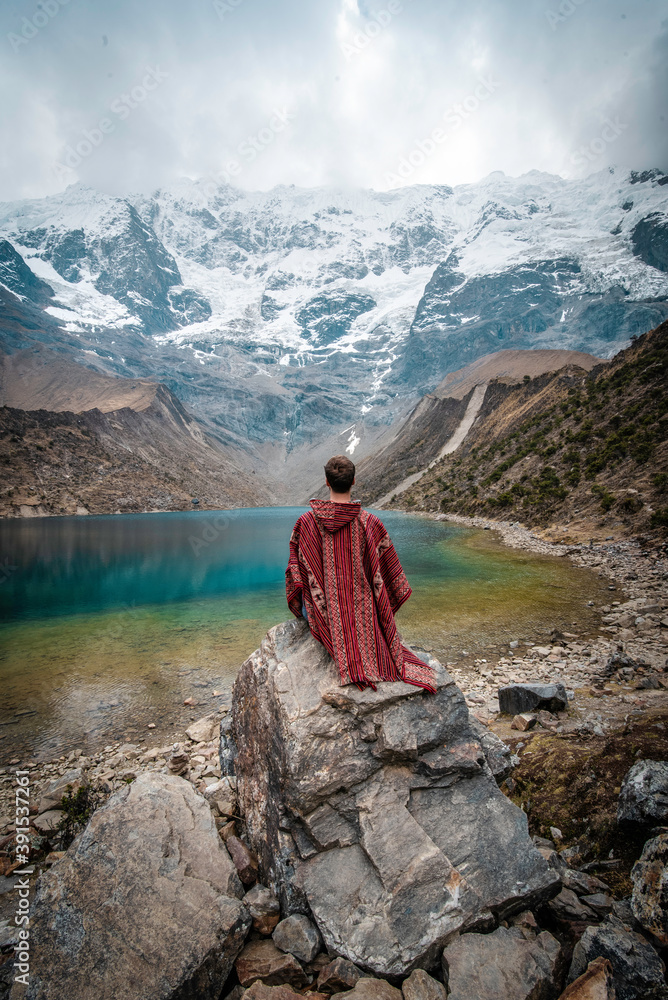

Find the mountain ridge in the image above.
[
  {"left": 371, "top": 321, "right": 668, "bottom": 542},
  {"left": 1, "top": 168, "right": 666, "bottom": 475}
]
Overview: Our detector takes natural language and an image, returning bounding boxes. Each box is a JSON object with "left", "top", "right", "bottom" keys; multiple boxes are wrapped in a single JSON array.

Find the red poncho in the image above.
[{"left": 285, "top": 499, "right": 435, "bottom": 693}]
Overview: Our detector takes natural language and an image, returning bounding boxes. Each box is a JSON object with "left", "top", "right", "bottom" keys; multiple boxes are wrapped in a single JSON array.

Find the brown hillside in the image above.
[
  {"left": 379, "top": 321, "right": 668, "bottom": 542},
  {"left": 0, "top": 384, "right": 280, "bottom": 517},
  {"left": 356, "top": 347, "right": 607, "bottom": 504},
  {"left": 0, "top": 347, "right": 160, "bottom": 414},
  {"left": 433, "top": 348, "right": 605, "bottom": 399}
]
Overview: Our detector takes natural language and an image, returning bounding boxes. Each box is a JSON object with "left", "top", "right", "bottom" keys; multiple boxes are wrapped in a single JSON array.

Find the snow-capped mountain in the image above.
[{"left": 0, "top": 168, "right": 666, "bottom": 461}]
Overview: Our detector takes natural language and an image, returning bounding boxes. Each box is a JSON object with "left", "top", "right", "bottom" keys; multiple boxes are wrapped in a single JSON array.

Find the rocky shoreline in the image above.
[
  {"left": 1, "top": 617, "right": 667, "bottom": 1000},
  {"left": 428, "top": 513, "right": 668, "bottom": 725},
  {"left": 1, "top": 512, "right": 665, "bottom": 853},
  {"left": 0, "top": 513, "right": 666, "bottom": 998}
]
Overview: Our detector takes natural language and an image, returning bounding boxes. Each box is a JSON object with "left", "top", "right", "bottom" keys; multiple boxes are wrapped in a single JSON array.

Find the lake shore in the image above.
[
  {"left": 426, "top": 511, "right": 667, "bottom": 724},
  {"left": 1, "top": 510, "right": 666, "bottom": 902}
]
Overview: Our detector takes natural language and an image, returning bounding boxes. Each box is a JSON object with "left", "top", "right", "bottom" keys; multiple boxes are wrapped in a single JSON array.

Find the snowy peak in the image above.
[
  {"left": 0, "top": 169, "right": 666, "bottom": 457},
  {"left": 0, "top": 184, "right": 210, "bottom": 333}
]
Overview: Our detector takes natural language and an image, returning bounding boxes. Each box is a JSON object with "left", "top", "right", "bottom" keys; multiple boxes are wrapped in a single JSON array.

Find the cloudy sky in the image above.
[{"left": 0, "top": 0, "right": 666, "bottom": 200}]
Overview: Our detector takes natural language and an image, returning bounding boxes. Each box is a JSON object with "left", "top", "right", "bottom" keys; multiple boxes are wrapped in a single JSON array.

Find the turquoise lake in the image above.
[{"left": 0, "top": 507, "right": 609, "bottom": 761}]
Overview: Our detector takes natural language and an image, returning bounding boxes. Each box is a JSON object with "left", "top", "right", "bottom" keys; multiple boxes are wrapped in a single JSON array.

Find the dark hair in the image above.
[{"left": 325, "top": 455, "right": 355, "bottom": 492}]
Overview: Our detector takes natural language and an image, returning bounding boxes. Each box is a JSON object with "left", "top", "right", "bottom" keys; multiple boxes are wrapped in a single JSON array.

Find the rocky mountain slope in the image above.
[
  {"left": 372, "top": 321, "right": 668, "bottom": 542},
  {"left": 355, "top": 348, "right": 606, "bottom": 504},
  {"left": 0, "top": 352, "right": 280, "bottom": 517},
  {"left": 0, "top": 169, "right": 666, "bottom": 475},
  {"left": 0, "top": 347, "right": 161, "bottom": 414}
]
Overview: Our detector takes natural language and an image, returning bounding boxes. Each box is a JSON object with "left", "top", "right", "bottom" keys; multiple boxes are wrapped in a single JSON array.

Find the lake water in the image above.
[{"left": 0, "top": 508, "right": 610, "bottom": 761}]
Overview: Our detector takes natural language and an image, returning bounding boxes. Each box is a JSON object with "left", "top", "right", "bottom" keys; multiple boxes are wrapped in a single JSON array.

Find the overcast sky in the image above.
[{"left": 0, "top": 0, "right": 666, "bottom": 200}]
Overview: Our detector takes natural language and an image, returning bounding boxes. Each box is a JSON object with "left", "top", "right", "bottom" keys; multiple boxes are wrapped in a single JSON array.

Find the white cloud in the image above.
[{"left": 0, "top": 0, "right": 665, "bottom": 200}]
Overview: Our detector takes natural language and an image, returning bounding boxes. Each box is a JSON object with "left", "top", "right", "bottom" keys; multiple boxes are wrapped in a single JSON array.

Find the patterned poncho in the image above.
[{"left": 285, "top": 499, "right": 435, "bottom": 693}]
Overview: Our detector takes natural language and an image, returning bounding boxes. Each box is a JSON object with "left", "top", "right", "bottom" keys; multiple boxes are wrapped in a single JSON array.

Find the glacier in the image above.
[{"left": 0, "top": 166, "right": 666, "bottom": 460}]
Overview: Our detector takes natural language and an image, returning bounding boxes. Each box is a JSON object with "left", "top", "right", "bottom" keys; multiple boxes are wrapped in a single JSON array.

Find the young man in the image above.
[{"left": 285, "top": 455, "right": 435, "bottom": 693}]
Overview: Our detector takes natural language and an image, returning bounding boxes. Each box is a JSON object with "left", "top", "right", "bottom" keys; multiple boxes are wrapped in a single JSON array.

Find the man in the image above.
[{"left": 285, "top": 455, "right": 435, "bottom": 693}]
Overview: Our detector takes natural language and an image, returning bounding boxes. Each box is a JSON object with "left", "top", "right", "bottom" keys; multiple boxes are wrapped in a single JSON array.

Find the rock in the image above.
[
  {"left": 537, "top": 710, "right": 559, "bottom": 730},
  {"left": 167, "top": 745, "right": 189, "bottom": 776},
  {"left": 512, "top": 713, "right": 538, "bottom": 732},
  {"left": 38, "top": 768, "right": 85, "bottom": 813},
  {"left": 32, "top": 809, "right": 65, "bottom": 833},
  {"left": 273, "top": 914, "right": 322, "bottom": 963},
  {"left": 218, "top": 819, "right": 238, "bottom": 841},
  {"left": 568, "top": 915, "right": 668, "bottom": 1000},
  {"left": 204, "top": 776, "right": 238, "bottom": 816},
  {"left": 558, "top": 957, "right": 615, "bottom": 999},
  {"left": 546, "top": 887, "right": 599, "bottom": 926},
  {"left": 611, "top": 899, "right": 639, "bottom": 928},
  {"left": 235, "top": 939, "right": 311, "bottom": 988},
  {"left": 499, "top": 683, "right": 568, "bottom": 716},
  {"left": 317, "top": 957, "right": 364, "bottom": 994},
  {"left": 401, "top": 968, "right": 447, "bottom": 1000},
  {"left": 562, "top": 870, "right": 611, "bottom": 897},
  {"left": 560, "top": 844, "right": 586, "bottom": 868},
  {"left": 244, "top": 984, "right": 318, "bottom": 1000},
  {"left": 442, "top": 925, "right": 563, "bottom": 1000},
  {"left": 468, "top": 720, "right": 514, "bottom": 784},
  {"left": 533, "top": 836, "right": 556, "bottom": 849},
  {"left": 231, "top": 620, "right": 558, "bottom": 976},
  {"left": 186, "top": 714, "right": 220, "bottom": 743},
  {"left": 307, "top": 953, "right": 332, "bottom": 976},
  {"left": 245, "top": 884, "right": 281, "bottom": 935},
  {"left": 220, "top": 714, "right": 238, "bottom": 776},
  {"left": 223, "top": 987, "right": 246, "bottom": 1000},
  {"left": 509, "top": 909, "right": 540, "bottom": 937},
  {"left": 537, "top": 846, "right": 567, "bottom": 876},
  {"left": 11, "top": 773, "right": 249, "bottom": 1000},
  {"left": 617, "top": 760, "right": 668, "bottom": 826},
  {"left": 581, "top": 894, "right": 615, "bottom": 918},
  {"left": 631, "top": 832, "right": 668, "bottom": 946},
  {"left": 227, "top": 835, "right": 259, "bottom": 886},
  {"left": 338, "top": 981, "right": 402, "bottom": 1000}
]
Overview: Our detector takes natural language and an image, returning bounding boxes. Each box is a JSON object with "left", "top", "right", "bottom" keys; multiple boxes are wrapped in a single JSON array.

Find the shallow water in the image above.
[{"left": 0, "top": 508, "right": 610, "bottom": 760}]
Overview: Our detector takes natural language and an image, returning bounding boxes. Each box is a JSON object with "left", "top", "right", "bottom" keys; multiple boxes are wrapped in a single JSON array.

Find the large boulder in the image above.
[
  {"left": 617, "top": 760, "right": 668, "bottom": 826},
  {"left": 229, "top": 620, "right": 559, "bottom": 976},
  {"left": 11, "top": 773, "right": 250, "bottom": 1000},
  {"left": 631, "top": 833, "right": 668, "bottom": 947},
  {"left": 441, "top": 925, "right": 564, "bottom": 1000},
  {"left": 498, "top": 683, "right": 568, "bottom": 716},
  {"left": 568, "top": 915, "right": 668, "bottom": 1000}
]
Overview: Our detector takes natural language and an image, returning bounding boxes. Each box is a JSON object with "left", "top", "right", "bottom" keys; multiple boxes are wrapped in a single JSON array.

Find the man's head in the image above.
[{"left": 325, "top": 455, "right": 355, "bottom": 495}]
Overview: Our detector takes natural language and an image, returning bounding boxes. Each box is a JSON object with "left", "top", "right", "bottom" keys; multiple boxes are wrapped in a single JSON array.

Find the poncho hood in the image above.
[{"left": 309, "top": 498, "right": 362, "bottom": 533}]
